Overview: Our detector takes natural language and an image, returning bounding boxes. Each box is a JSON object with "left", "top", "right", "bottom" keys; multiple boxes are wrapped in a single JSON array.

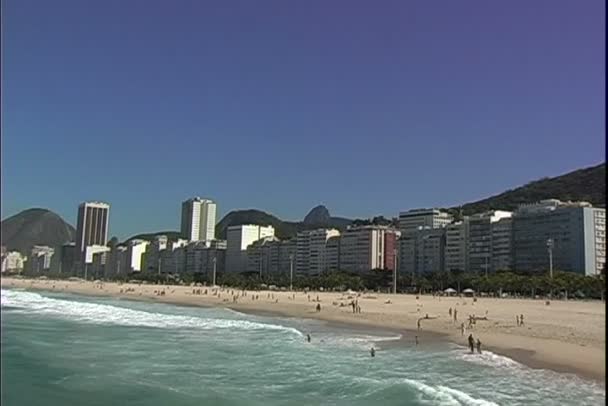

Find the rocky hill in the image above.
[{"left": 1, "top": 208, "right": 75, "bottom": 255}]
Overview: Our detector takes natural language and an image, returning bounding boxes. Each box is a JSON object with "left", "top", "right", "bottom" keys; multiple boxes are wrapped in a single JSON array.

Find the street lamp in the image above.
[
  {"left": 212, "top": 256, "right": 217, "bottom": 287},
  {"left": 289, "top": 254, "right": 294, "bottom": 291},
  {"left": 547, "top": 239, "right": 554, "bottom": 279},
  {"left": 393, "top": 247, "right": 397, "bottom": 295}
]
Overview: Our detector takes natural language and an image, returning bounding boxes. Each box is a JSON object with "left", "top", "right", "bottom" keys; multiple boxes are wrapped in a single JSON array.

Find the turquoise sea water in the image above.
[{"left": 1, "top": 288, "right": 604, "bottom": 406}]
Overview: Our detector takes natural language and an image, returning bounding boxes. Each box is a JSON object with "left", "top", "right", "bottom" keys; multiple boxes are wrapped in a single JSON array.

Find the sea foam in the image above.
[{"left": 1, "top": 289, "right": 303, "bottom": 337}]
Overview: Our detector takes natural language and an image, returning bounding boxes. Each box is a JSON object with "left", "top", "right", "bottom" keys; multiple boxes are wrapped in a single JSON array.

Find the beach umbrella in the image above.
[
  {"left": 444, "top": 288, "right": 456, "bottom": 293},
  {"left": 462, "top": 288, "right": 475, "bottom": 293}
]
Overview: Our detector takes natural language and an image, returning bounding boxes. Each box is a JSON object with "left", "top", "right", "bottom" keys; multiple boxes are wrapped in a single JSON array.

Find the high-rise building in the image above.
[
  {"left": 339, "top": 226, "right": 399, "bottom": 273},
  {"left": 512, "top": 200, "right": 605, "bottom": 275},
  {"left": 445, "top": 219, "right": 469, "bottom": 273},
  {"left": 295, "top": 229, "right": 340, "bottom": 276},
  {"left": 75, "top": 201, "right": 110, "bottom": 275},
  {"left": 325, "top": 236, "right": 341, "bottom": 272},
  {"left": 125, "top": 239, "right": 149, "bottom": 273},
  {"left": 398, "top": 209, "right": 453, "bottom": 235},
  {"left": 181, "top": 197, "right": 217, "bottom": 242},
  {"left": 468, "top": 211, "right": 513, "bottom": 274},
  {"left": 226, "top": 225, "right": 275, "bottom": 273}
]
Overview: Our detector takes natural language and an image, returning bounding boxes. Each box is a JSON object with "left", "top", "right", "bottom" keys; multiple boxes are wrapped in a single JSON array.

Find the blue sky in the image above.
[{"left": 2, "top": 0, "right": 605, "bottom": 239}]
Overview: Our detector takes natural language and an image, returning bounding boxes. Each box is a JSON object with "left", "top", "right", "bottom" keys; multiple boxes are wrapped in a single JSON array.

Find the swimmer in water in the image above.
[{"left": 370, "top": 347, "right": 375, "bottom": 357}]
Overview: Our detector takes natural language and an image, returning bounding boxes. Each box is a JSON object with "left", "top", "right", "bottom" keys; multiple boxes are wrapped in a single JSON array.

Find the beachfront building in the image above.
[
  {"left": 468, "top": 211, "right": 513, "bottom": 274},
  {"left": 104, "top": 245, "right": 128, "bottom": 278},
  {"left": 512, "top": 200, "right": 606, "bottom": 275},
  {"left": 246, "top": 237, "right": 296, "bottom": 278},
  {"left": 74, "top": 201, "right": 110, "bottom": 276},
  {"left": 325, "top": 236, "right": 340, "bottom": 272},
  {"left": 28, "top": 245, "right": 55, "bottom": 274},
  {"left": 181, "top": 197, "right": 217, "bottom": 242},
  {"left": 295, "top": 229, "right": 340, "bottom": 276},
  {"left": 339, "top": 226, "right": 399, "bottom": 273},
  {"left": 59, "top": 242, "right": 76, "bottom": 274},
  {"left": 445, "top": 219, "right": 469, "bottom": 273},
  {"left": 398, "top": 227, "right": 445, "bottom": 276},
  {"left": 160, "top": 239, "right": 189, "bottom": 275},
  {"left": 142, "top": 235, "right": 169, "bottom": 273},
  {"left": 125, "top": 239, "right": 149, "bottom": 273},
  {"left": 398, "top": 209, "right": 453, "bottom": 235},
  {"left": 226, "top": 225, "right": 275, "bottom": 273},
  {"left": 1, "top": 251, "right": 26, "bottom": 274},
  {"left": 184, "top": 240, "right": 226, "bottom": 279}
]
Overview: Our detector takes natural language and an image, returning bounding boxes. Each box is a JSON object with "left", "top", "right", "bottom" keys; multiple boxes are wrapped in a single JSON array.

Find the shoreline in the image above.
[{"left": 2, "top": 277, "right": 605, "bottom": 384}]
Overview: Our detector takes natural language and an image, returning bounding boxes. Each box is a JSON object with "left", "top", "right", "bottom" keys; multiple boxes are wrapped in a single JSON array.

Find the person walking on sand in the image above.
[
  {"left": 476, "top": 338, "right": 482, "bottom": 354},
  {"left": 453, "top": 309, "right": 458, "bottom": 322},
  {"left": 449, "top": 307, "right": 452, "bottom": 317},
  {"left": 468, "top": 334, "right": 475, "bottom": 353},
  {"left": 516, "top": 315, "right": 519, "bottom": 326},
  {"left": 316, "top": 303, "right": 321, "bottom": 312},
  {"left": 520, "top": 314, "right": 524, "bottom": 326},
  {"left": 417, "top": 319, "right": 421, "bottom": 330},
  {"left": 461, "top": 323, "right": 465, "bottom": 336}
]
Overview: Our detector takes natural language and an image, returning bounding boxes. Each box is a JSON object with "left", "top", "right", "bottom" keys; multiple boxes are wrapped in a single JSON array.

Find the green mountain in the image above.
[
  {"left": 447, "top": 162, "right": 605, "bottom": 216},
  {"left": 1, "top": 208, "right": 75, "bottom": 255},
  {"left": 215, "top": 206, "right": 353, "bottom": 240}
]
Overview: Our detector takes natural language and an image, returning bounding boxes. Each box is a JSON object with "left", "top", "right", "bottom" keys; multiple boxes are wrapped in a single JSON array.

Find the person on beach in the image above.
[
  {"left": 449, "top": 308, "right": 452, "bottom": 317},
  {"left": 370, "top": 347, "right": 375, "bottom": 357},
  {"left": 461, "top": 323, "right": 465, "bottom": 336},
  {"left": 415, "top": 336, "right": 419, "bottom": 346},
  {"left": 316, "top": 303, "right": 321, "bottom": 312},
  {"left": 520, "top": 314, "right": 524, "bottom": 326},
  {"left": 453, "top": 309, "right": 458, "bottom": 322},
  {"left": 516, "top": 315, "right": 520, "bottom": 326},
  {"left": 417, "top": 319, "right": 421, "bottom": 330},
  {"left": 351, "top": 301, "right": 356, "bottom": 313},
  {"left": 476, "top": 339, "right": 482, "bottom": 354},
  {"left": 468, "top": 334, "right": 475, "bottom": 353},
  {"left": 307, "top": 334, "right": 311, "bottom": 343}
]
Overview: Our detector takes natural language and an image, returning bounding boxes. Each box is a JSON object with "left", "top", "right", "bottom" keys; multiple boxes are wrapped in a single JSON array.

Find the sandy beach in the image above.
[{"left": 2, "top": 276, "right": 605, "bottom": 383}]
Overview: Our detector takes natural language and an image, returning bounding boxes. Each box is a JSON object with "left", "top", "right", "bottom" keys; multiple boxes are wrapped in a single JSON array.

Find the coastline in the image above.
[{"left": 2, "top": 277, "right": 605, "bottom": 384}]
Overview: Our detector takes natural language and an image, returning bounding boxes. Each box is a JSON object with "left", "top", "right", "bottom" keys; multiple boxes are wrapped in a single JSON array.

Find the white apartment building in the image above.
[
  {"left": 226, "top": 225, "right": 275, "bottom": 273},
  {"left": 468, "top": 211, "right": 513, "bottom": 274},
  {"left": 398, "top": 209, "right": 453, "bottom": 235},
  {"left": 295, "top": 229, "right": 340, "bottom": 276},
  {"left": 339, "top": 226, "right": 399, "bottom": 273},
  {"left": 126, "top": 239, "right": 149, "bottom": 272},
  {"left": 1, "top": 251, "right": 26, "bottom": 274},
  {"left": 29, "top": 245, "right": 55, "bottom": 273},
  {"left": 325, "top": 236, "right": 340, "bottom": 272},
  {"left": 181, "top": 197, "right": 217, "bottom": 242},
  {"left": 445, "top": 219, "right": 469, "bottom": 273}
]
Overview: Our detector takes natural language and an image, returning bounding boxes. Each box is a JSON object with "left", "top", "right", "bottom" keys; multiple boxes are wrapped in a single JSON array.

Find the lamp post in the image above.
[
  {"left": 212, "top": 256, "right": 217, "bottom": 287},
  {"left": 289, "top": 254, "right": 294, "bottom": 291},
  {"left": 547, "top": 239, "right": 554, "bottom": 279},
  {"left": 393, "top": 247, "right": 397, "bottom": 295}
]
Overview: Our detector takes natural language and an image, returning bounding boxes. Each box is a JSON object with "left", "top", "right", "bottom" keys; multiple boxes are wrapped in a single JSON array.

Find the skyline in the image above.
[{"left": 2, "top": 0, "right": 605, "bottom": 239}]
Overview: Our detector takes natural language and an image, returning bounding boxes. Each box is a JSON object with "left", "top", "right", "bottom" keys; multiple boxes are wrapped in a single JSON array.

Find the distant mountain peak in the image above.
[{"left": 303, "top": 205, "right": 331, "bottom": 225}]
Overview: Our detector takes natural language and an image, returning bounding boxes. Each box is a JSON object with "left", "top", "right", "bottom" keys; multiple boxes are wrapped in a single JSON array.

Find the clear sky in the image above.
[{"left": 2, "top": 0, "right": 605, "bottom": 239}]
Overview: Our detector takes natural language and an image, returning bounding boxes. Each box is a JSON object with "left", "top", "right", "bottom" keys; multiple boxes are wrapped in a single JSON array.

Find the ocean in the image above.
[{"left": 1, "top": 288, "right": 604, "bottom": 406}]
